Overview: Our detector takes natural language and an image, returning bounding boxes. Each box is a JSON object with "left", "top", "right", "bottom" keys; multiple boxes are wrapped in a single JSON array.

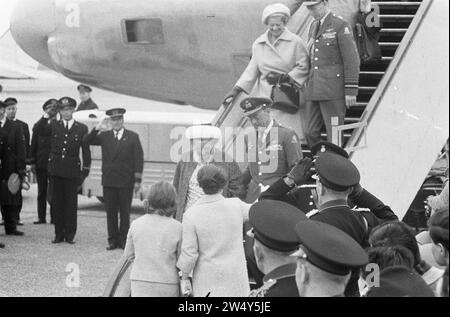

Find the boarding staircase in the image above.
[{"left": 212, "top": 0, "right": 449, "bottom": 220}]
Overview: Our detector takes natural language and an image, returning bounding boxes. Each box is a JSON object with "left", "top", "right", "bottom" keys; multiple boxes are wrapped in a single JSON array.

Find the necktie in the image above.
[
  {"left": 312, "top": 19, "right": 321, "bottom": 40},
  {"left": 65, "top": 121, "right": 70, "bottom": 133}
]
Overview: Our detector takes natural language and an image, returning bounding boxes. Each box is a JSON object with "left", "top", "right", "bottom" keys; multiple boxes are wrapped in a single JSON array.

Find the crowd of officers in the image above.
[{"left": 0, "top": 84, "right": 143, "bottom": 250}]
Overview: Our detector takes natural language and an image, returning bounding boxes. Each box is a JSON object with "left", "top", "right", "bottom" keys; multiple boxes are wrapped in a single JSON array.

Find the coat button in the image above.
[
  {"left": 258, "top": 173, "right": 262, "bottom": 176},
  {"left": 65, "top": 134, "right": 68, "bottom": 137},
  {"left": 316, "top": 40, "right": 319, "bottom": 43},
  {"left": 314, "top": 66, "right": 318, "bottom": 70},
  {"left": 337, "top": 74, "right": 340, "bottom": 77},
  {"left": 315, "top": 49, "right": 319, "bottom": 52},
  {"left": 258, "top": 162, "right": 262, "bottom": 165},
  {"left": 314, "top": 57, "right": 318, "bottom": 61}
]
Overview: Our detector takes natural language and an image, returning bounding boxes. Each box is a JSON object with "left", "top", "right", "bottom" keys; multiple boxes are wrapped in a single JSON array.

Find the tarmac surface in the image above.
[{"left": 0, "top": 184, "right": 144, "bottom": 297}]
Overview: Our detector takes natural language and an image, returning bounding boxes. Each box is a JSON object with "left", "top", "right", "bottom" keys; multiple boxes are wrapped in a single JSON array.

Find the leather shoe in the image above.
[
  {"left": 6, "top": 230, "right": 24, "bottom": 236},
  {"left": 52, "top": 238, "right": 64, "bottom": 244},
  {"left": 34, "top": 220, "right": 46, "bottom": 225},
  {"left": 17, "top": 221, "right": 24, "bottom": 226},
  {"left": 106, "top": 244, "right": 118, "bottom": 251},
  {"left": 0, "top": 242, "right": 5, "bottom": 249},
  {"left": 66, "top": 240, "right": 75, "bottom": 245}
]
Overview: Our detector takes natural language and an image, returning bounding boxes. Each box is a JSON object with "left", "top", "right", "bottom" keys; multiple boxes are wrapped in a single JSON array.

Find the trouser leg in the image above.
[
  {"left": 3, "top": 205, "right": 18, "bottom": 234},
  {"left": 304, "top": 100, "right": 324, "bottom": 148},
  {"left": 63, "top": 178, "right": 78, "bottom": 241},
  {"left": 319, "top": 99, "right": 346, "bottom": 144},
  {"left": 36, "top": 169, "right": 49, "bottom": 221},
  {"left": 104, "top": 187, "right": 119, "bottom": 245},
  {"left": 52, "top": 176, "right": 65, "bottom": 240},
  {"left": 118, "top": 187, "right": 133, "bottom": 247}
]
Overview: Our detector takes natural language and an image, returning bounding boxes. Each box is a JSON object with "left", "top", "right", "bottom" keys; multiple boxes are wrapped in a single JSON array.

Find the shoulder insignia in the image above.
[
  {"left": 351, "top": 207, "right": 371, "bottom": 212},
  {"left": 306, "top": 209, "right": 319, "bottom": 218}
]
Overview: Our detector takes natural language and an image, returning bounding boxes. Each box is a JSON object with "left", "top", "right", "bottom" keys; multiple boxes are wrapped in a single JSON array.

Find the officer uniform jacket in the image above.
[
  {"left": 46, "top": 120, "right": 91, "bottom": 179},
  {"left": 236, "top": 28, "right": 310, "bottom": 98},
  {"left": 76, "top": 98, "right": 98, "bottom": 112},
  {"left": 249, "top": 263, "right": 299, "bottom": 297},
  {"left": 84, "top": 128, "right": 143, "bottom": 188},
  {"left": 305, "top": 12, "right": 360, "bottom": 101},
  {"left": 30, "top": 117, "right": 53, "bottom": 169},
  {"left": 243, "top": 121, "right": 302, "bottom": 187},
  {"left": 15, "top": 119, "right": 30, "bottom": 162},
  {"left": 0, "top": 119, "right": 26, "bottom": 205}
]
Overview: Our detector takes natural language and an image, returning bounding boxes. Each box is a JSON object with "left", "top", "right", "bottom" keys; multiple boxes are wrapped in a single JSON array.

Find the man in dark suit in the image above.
[
  {"left": 0, "top": 108, "right": 4, "bottom": 248},
  {"left": 84, "top": 108, "right": 144, "bottom": 250},
  {"left": 303, "top": 0, "right": 360, "bottom": 147},
  {"left": 30, "top": 99, "right": 59, "bottom": 224},
  {"left": 4, "top": 97, "right": 30, "bottom": 226},
  {"left": 44, "top": 97, "right": 91, "bottom": 244},
  {"left": 0, "top": 101, "right": 26, "bottom": 236},
  {"left": 76, "top": 85, "right": 99, "bottom": 111}
]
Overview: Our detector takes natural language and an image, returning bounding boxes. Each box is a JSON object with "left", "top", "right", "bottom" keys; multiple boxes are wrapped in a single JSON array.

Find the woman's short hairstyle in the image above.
[
  {"left": 429, "top": 210, "right": 449, "bottom": 252},
  {"left": 363, "top": 245, "right": 415, "bottom": 279},
  {"left": 197, "top": 165, "right": 228, "bottom": 195},
  {"left": 369, "top": 221, "right": 421, "bottom": 267},
  {"left": 145, "top": 181, "right": 177, "bottom": 217}
]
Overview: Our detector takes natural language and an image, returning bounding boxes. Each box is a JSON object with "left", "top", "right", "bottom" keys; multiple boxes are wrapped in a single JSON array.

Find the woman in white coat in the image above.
[
  {"left": 177, "top": 165, "right": 251, "bottom": 297},
  {"left": 124, "top": 181, "right": 182, "bottom": 297},
  {"left": 223, "top": 3, "right": 310, "bottom": 140}
]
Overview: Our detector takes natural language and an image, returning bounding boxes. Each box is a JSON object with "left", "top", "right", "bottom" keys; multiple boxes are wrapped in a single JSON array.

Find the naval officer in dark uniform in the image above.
[
  {"left": 0, "top": 100, "right": 26, "bottom": 236},
  {"left": 47, "top": 97, "right": 91, "bottom": 244},
  {"left": 30, "top": 99, "right": 59, "bottom": 224},
  {"left": 303, "top": 0, "right": 360, "bottom": 147},
  {"left": 291, "top": 220, "right": 369, "bottom": 297},
  {"left": 76, "top": 85, "right": 99, "bottom": 112},
  {"left": 248, "top": 200, "right": 307, "bottom": 297},
  {"left": 84, "top": 108, "right": 144, "bottom": 250}
]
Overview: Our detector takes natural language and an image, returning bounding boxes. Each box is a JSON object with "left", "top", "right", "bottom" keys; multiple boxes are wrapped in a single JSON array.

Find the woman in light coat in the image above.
[
  {"left": 123, "top": 181, "right": 182, "bottom": 297},
  {"left": 177, "top": 165, "right": 251, "bottom": 297},
  {"left": 223, "top": 3, "right": 310, "bottom": 140}
]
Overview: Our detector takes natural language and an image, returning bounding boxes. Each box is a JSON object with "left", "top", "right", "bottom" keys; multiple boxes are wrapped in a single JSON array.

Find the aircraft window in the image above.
[{"left": 124, "top": 19, "right": 165, "bottom": 44}]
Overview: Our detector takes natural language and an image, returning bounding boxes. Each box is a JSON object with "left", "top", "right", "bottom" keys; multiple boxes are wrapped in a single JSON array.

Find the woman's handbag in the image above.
[
  {"left": 354, "top": 6, "right": 382, "bottom": 64},
  {"left": 271, "top": 80, "right": 300, "bottom": 114}
]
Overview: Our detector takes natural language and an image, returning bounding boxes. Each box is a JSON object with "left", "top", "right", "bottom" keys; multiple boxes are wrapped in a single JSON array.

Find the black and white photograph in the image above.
[{"left": 0, "top": 0, "right": 448, "bottom": 301}]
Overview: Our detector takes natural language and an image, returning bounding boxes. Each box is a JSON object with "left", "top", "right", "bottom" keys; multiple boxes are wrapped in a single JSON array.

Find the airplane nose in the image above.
[{"left": 10, "top": 0, "right": 56, "bottom": 69}]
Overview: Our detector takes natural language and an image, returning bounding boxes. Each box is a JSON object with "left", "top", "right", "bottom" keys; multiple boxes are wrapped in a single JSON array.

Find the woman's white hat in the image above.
[
  {"left": 185, "top": 125, "right": 222, "bottom": 140},
  {"left": 261, "top": 3, "right": 291, "bottom": 24}
]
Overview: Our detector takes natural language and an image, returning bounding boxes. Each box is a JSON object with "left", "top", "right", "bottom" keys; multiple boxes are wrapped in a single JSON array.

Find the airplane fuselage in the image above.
[{"left": 11, "top": 0, "right": 299, "bottom": 109}]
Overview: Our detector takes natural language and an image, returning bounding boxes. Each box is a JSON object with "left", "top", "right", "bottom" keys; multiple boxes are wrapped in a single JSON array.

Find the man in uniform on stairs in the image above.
[
  {"left": 303, "top": 0, "right": 360, "bottom": 147},
  {"left": 76, "top": 85, "right": 99, "bottom": 112}
]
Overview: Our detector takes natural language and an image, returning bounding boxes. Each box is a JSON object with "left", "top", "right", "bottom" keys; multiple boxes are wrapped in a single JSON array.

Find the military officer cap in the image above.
[
  {"left": 106, "top": 108, "right": 126, "bottom": 119},
  {"left": 311, "top": 141, "right": 349, "bottom": 159},
  {"left": 185, "top": 125, "right": 222, "bottom": 140},
  {"left": 291, "top": 220, "right": 369, "bottom": 276},
  {"left": 4, "top": 97, "right": 18, "bottom": 106},
  {"left": 58, "top": 97, "right": 77, "bottom": 109},
  {"left": 42, "top": 99, "right": 58, "bottom": 111},
  {"left": 240, "top": 97, "right": 273, "bottom": 116},
  {"left": 366, "top": 266, "right": 435, "bottom": 297},
  {"left": 249, "top": 200, "right": 307, "bottom": 252},
  {"left": 314, "top": 151, "right": 360, "bottom": 191},
  {"left": 77, "top": 84, "right": 92, "bottom": 93},
  {"left": 303, "top": 0, "right": 326, "bottom": 6}
]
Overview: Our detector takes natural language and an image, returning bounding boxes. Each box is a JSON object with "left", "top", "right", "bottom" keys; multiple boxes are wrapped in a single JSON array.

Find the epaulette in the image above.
[
  {"left": 248, "top": 279, "right": 277, "bottom": 297},
  {"left": 351, "top": 207, "right": 371, "bottom": 213}
]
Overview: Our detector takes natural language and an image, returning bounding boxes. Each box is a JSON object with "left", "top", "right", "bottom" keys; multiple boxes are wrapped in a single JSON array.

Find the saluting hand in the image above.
[
  {"left": 345, "top": 95, "right": 357, "bottom": 108},
  {"left": 95, "top": 116, "right": 110, "bottom": 132}
]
